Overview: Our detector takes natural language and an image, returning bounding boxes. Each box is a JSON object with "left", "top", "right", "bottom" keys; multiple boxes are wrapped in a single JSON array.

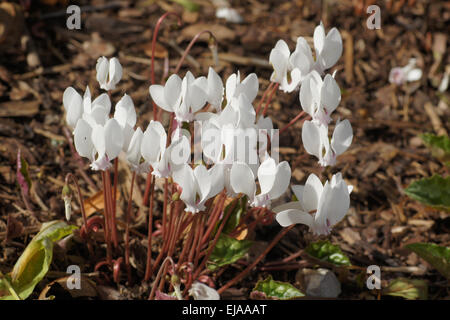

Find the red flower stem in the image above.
[
  {"left": 144, "top": 174, "right": 155, "bottom": 282},
  {"left": 174, "top": 30, "right": 217, "bottom": 75},
  {"left": 191, "top": 199, "right": 235, "bottom": 281},
  {"left": 112, "top": 159, "right": 119, "bottom": 248},
  {"left": 151, "top": 12, "right": 182, "bottom": 122},
  {"left": 162, "top": 178, "right": 169, "bottom": 239},
  {"left": 199, "top": 193, "right": 226, "bottom": 246},
  {"left": 178, "top": 213, "right": 197, "bottom": 267},
  {"left": 255, "top": 82, "right": 274, "bottom": 116},
  {"left": 217, "top": 225, "right": 295, "bottom": 294},
  {"left": 262, "top": 83, "right": 279, "bottom": 117},
  {"left": 101, "top": 171, "right": 112, "bottom": 265},
  {"left": 279, "top": 111, "right": 308, "bottom": 136},
  {"left": 105, "top": 169, "right": 118, "bottom": 249},
  {"left": 124, "top": 171, "right": 136, "bottom": 284}
]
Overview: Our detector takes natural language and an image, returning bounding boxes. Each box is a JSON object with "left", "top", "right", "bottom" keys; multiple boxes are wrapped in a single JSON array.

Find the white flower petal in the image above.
[
  {"left": 74, "top": 118, "right": 94, "bottom": 161},
  {"left": 321, "top": 74, "right": 341, "bottom": 115},
  {"left": 331, "top": 119, "right": 353, "bottom": 156},
  {"left": 104, "top": 118, "right": 124, "bottom": 160},
  {"left": 302, "top": 173, "right": 323, "bottom": 212},
  {"left": 268, "top": 161, "right": 291, "bottom": 200},
  {"left": 149, "top": 85, "right": 172, "bottom": 112},
  {"left": 230, "top": 162, "right": 256, "bottom": 200},
  {"left": 302, "top": 120, "right": 322, "bottom": 159},
  {"left": 275, "top": 209, "right": 314, "bottom": 228}
]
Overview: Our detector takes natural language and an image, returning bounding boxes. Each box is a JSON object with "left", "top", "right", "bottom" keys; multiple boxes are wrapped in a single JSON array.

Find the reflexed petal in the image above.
[
  {"left": 149, "top": 85, "right": 172, "bottom": 112},
  {"left": 273, "top": 39, "right": 290, "bottom": 59},
  {"left": 190, "top": 79, "right": 208, "bottom": 112},
  {"left": 225, "top": 73, "right": 237, "bottom": 103},
  {"left": 302, "top": 173, "right": 323, "bottom": 212},
  {"left": 108, "top": 57, "right": 122, "bottom": 88},
  {"left": 122, "top": 123, "right": 135, "bottom": 152},
  {"left": 275, "top": 209, "right": 314, "bottom": 228},
  {"left": 172, "top": 164, "right": 196, "bottom": 210},
  {"left": 141, "top": 121, "right": 166, "bottom": 164},
  {"left": 83, "top": 86, "right": 91, "bottom": 113},
  {"left": 321, "top": 74, "right": 341, "bottom": 115},
  {"left": 164, "top": 74, "right": 182, "bottom": 108},
  {"left": 257, "top": 157, "right": 277, "bottom": 195},
  {"left": 331, "top": 119, "right": 353, "bottom": 155},
  {"left": 193, "top": 164, "right": 211, "bottom": 203},
  {"left": 126, "top": 127, "right": 143, "bottom": 166},
  {"left": 63, "top": 87, "right": 83, "bottom": 128},
  {"left": 114, "top": 94, "right": 136, "bottom": 127},
  {"left": 317, "top": 178, "right": 350, "bottom": 228},
  {"left": 208, "top": 163, "right": 225, "bottom": 197},
  {"left": 269, "top": 49, "right": 288, "bottom": 84},
  {"left": 104, "top": 118, "right": 124, "bottom": 160},
  {"left": 313, "top": 22, "right": 325, "bottom": 56},
  {"left": 268, "top": 161, "right": 291, "bottom": 200},
  {"left": 207, "top": 67, "right": 224, "bottom": 110},
  {"left": 272, "top": 201, "right": 303, "bottom": 213},
  {"left": 241, "top": 73, "right": 259, "bottom": 103},
  {"left": 96, "top": 57, "right": 109, "bottom": 87},
  {"left": 74, "top": 119, "right": 94, "bottom": 161},
  {"left": 91, "top": 124, "right": 106, "bottom": 157},
  {"left": 302, "top": 120, "right": 322, "bottom": 159},
  {"left": 92, "top": 93, "right": 111, "bottom": 115},
  {"left": 230, "top": 162, "right": 256, "bottom": 200},
  {"left": 317, "top": 27, "right": 342, "bottom": 70},
  {"left": 292, "top": 37, "right": 314, "bottom": 71}
]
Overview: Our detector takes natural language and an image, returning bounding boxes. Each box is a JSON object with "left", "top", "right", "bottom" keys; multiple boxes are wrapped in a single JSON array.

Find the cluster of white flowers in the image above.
[
  {"left": 268, "top": 23, "right": 354, "bottom": 235},
  {"left": 63, "top": 22, "right": 354, "bottom": 235}
]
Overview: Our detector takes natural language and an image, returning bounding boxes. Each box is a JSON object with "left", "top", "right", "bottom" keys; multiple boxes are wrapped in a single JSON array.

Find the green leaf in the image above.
[
  {"left": 406, "top": 243, "right": 450, "bottom": 280},
  {"left": 382, "top": 278, "right": 428, "bottom": 300},
  {"left": 0, "top": 220, "right": 77, "bottom": 300},
  {"left": 421, "top": 133, "right": 450, "bottom": 163},
  {"left": 404, "top": 175, "right": 450, "bottom": 210},
  {"left": 207, "top": 234, "right": 252, "bottom": 271},
  {"left": 305, "top": 240, "right": 351, "bottom": 266},
  {"left": 251, "top": 276, "right": 304, "bottom": 300}
]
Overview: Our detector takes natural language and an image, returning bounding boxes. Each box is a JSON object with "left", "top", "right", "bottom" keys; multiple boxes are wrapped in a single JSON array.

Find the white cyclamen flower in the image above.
[
  {"left": 96, "top": 56, "right": 123, "bottom": 91},
  {"left": 230, "top": 157, "right": 291, "bottom": 207},
  {"left": 274, "top": 173, "right": 352, "bottom": 235},
  {"left": 269, "top": 22, "right": 342, "bottom": 92},
  {"left": 172, "top": 163, "right": 224, "bottom": 213},
  {"left": 126, "top": 127, "right": 149, "bottom": 174},
  {"left": 225, "top": 71, "right": 259, "bottom": 105},
  {"left": 189, "top": 281, "right": 220, "bottom": 300},
  {"left": 312, "top": 22, "right": 343, "bottom": 75},
  {"left": 389, "top": 58, "right": 422, "bottom": 85},
  {"left": 73, "top": 118, "right": 124, "bottom": 171},
  {"left": 63, "top": 86, "right": 110, "bottom": 129},
  {"left": 300, "top": 70, "right": 341, "bottom": 126},
  {"left": 149, "top": 72, "right": 207, "bottom": 122},
  {"left": 302, "top": 119, "right": 353, "bottom": 167},
  {"left": 269, "top": 39, "right": 303, "bottom": 92}
]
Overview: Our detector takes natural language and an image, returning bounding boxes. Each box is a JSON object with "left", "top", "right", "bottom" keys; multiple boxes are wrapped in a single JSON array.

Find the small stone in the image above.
[{"left": 301, "top": 268, "right": 341, "bottom": 298}]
